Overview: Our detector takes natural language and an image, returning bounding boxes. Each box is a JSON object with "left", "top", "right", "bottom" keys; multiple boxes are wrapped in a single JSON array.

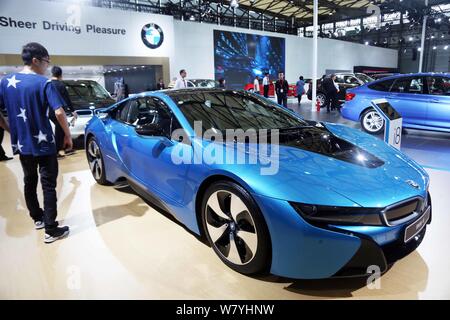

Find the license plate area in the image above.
[{"left": 404, "top": 206, "right": 430, "bottom": 243}]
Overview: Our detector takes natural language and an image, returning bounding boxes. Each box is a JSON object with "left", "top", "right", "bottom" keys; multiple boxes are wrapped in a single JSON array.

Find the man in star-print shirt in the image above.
[{"left": 0, "top": 42, "right": 71, "bottom": 243}]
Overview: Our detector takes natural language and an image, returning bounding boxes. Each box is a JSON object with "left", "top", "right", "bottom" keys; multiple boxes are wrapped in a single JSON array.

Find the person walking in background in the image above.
[
  {"left": 0, "top": 42, "right": 71, "bottom": 242},
  {"left": 49, "top": 66, "right": 76, "bottom": 158},
  {"left": 0, "top": 110, "right": 12, "bottom": 161},
  {"left": 156, "top": 78, "right": 165, "bottom": 90},
  {"left": 296, "top": 76, "right": 305, "bottom": 105},
  {"left": 275, "top": 72, "right": 289, "bottom": 108},
  {"left": 174, "top": 69, "right": 188, "bottom": 89},
  {"left": 322, "top": 74, "right": 339, "bottom": 113},
  {"left": 218, "top": 78, "right": 226, "bottom": 88},
  {"left": 263, "top": 73, "right": 270, "bottom": 98},
  {"left": 253, "top": 76, "right": 260, "bottom": 94}
]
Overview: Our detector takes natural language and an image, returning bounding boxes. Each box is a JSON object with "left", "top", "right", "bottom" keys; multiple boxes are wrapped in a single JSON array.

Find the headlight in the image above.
[{"left": 291, "top": 202, "right": 384, "bottom": 226}]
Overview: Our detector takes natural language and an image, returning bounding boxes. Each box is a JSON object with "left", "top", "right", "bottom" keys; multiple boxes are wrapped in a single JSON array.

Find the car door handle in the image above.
[{"left": 430, "top": 98, "right": 441, "bottom": 103}]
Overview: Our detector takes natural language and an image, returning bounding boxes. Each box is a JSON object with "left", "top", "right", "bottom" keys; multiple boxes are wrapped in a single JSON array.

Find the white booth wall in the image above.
[{"left": 171, "top": 20, "right": 398, "bottom": 82}]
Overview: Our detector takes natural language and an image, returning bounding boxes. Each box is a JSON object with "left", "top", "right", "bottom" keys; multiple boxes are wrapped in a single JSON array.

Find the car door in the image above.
[
  {"left": 387, "top": 76, "right": 427, "bottom": 126},
  {"left": 106, "top": 98, "right": 137, "bottom": 168},
  {"left": 124, "top": 96, "right": 192, "bottom": 204},
  {"left": 424, "top": 76, "right": 450, "bottom": 129}
]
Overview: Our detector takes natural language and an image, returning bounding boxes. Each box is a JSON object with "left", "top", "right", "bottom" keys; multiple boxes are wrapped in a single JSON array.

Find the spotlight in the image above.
[
  {"left": 365, "top": 41, "right": 369, "bottom": 45},
  {"left": 433, "top": 46, "right": 437, "bottom": 50},
  {"left": 445, "top": 45, "right": 449, "bottom": 50}
]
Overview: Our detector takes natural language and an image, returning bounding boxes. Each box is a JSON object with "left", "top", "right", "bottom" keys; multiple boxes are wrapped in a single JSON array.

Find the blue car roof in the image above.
[{"left": 371, "top": 72, "right": 450, "bottom": 83}]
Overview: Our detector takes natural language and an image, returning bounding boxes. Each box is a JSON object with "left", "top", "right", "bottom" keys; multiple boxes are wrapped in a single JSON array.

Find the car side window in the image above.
[
  {"left": 335, "top": 75, "right": 344, "bottom": 84},
  {"left": 151, "top": 98, "right": 182, "bottom": 137},
  {"left": 368, "top": 79, "right": 395, "bottom": 92},
  {"left": 427, "top": 76, "right": 450, "bottom": 96},
  {"left": 344, "top": 76, "right": 359, "bottom": 84},
  {"left": 128, "top": 98, "right": 147, "bottom": 125},
  {"left": 390, "top": 77, "right": 424, "bottom": 94},
  {"left": 115, "top": 100, "right": 133, "bottom": 123}
]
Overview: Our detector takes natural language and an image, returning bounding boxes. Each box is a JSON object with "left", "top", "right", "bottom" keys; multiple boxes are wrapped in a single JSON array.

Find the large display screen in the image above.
[
  {"left": 373, "top": 101, "right": 402, "bottom": 120},
  {"left": 214, "top": 30, "right": 285, "bottom": 90}
]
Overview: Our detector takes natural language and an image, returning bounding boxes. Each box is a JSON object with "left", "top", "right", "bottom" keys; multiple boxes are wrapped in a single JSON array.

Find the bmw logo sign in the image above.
[{"left": 141, "top": 23, "right": 164, "bottom": 49}]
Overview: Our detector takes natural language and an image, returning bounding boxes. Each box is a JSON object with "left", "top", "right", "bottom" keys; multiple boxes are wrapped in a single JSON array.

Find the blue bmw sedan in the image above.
[
  {"left": 341, "top": 73, "right": 450, "bottom": 134},
  {"left": 85, "top": 89, "right": 431, "bottom": 279}
]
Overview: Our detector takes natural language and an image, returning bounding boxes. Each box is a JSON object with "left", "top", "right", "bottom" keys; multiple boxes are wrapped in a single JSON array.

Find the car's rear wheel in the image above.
[
  {"left": 201, "top": 181, "right": 271, "bottom": 275},
  {"left": 361, "top": 109, "right": 385, "bottom": 134},
  {"left": 86, "top": 136, "right": 109, "bottom": 185}
]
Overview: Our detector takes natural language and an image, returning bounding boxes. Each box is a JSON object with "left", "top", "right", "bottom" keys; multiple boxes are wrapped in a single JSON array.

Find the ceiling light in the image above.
[{"left": 445, "top": 45, "right": 449, "bottom": 50}]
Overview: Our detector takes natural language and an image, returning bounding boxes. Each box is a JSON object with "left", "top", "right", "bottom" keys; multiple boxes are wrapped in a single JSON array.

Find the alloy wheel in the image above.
[
  {"left": 205, "top": 190, "right": 258, "bottom": 266},
  {"left": 363, "top": 111, "right": 384, "bottom": 133},
  {"left": 87, "top": 139, "right": 103, "bottom": 180}
]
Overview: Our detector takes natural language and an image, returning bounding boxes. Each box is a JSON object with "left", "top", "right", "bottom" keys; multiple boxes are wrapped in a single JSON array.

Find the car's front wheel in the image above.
[
  {"left": 86, "top": 136, "right": 109, "bottom": 185},
  {"left": 201, "top": 181, "right": 271, "bottom": 275},
  {"left": 361, "top": 109, "right": 385, "bottom": 134}
]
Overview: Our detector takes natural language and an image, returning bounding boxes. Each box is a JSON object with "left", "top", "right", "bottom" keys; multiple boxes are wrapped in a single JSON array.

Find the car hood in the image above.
[{"left": 199, "top": 123, "right": 428, "bottom": 207}]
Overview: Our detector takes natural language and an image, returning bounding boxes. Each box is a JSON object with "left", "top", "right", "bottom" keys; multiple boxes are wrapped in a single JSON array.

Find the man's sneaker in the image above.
[
  {"left": 34, "top": 221, "right": 45, "bottom": 230},
  {"left": 44, "top": 226, "right": 70, "bottom": 243}
]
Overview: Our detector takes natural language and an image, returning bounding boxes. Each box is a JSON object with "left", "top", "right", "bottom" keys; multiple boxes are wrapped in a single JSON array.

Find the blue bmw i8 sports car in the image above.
[{"left": 85, "top": 89, "right": 431, "bottom": 279}]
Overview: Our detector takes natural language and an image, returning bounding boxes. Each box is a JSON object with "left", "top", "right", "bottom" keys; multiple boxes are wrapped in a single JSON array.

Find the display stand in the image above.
[{"left": 371, "top": 98, "right": 403, "bottom": 150}]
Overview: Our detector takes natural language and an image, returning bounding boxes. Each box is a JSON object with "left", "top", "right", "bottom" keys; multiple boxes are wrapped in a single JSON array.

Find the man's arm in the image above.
[
  {"left": 55, "top": 107, "right": 73, "bottom": 150},
  {"left": 0, "top": 112, "right": 10, "bottom": 133}
]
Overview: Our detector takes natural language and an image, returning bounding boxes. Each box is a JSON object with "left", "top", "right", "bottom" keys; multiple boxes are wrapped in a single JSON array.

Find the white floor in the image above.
[{"left": 0, "top": 132, "right": 449, "bottom": 299}]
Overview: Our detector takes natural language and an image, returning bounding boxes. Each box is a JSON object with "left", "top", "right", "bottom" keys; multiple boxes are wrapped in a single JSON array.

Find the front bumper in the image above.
[
  {"left": 68, "top": 115, "right": 92, "bottom": 139},
  {"left": 253, "top": 193, "right": 431, "bottom": 279}
]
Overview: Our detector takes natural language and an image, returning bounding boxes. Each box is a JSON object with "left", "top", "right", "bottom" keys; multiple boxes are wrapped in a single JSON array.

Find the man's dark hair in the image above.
[
  {"left": 179, "top": 69, "right": 186, "bottom": 75},
  {"left": 300, "top": 76, "right": 304, "bottom": 80},
  {"left": 21, "top": 42, "right": 49, "bottom": 66},
  {"left": 51, "top": 66, "right": 63, "bottom": 78}
]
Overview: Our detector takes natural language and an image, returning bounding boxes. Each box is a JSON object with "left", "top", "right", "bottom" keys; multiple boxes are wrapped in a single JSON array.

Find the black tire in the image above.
[
  {"left": 360, "top": 108, "right": 385, "bottom": 135},
  {"left": 86, "top": 136, "right": 109, "bottom": 185},
  {"left": 201, "top": 181, "right": 271, "bottom": 275}
]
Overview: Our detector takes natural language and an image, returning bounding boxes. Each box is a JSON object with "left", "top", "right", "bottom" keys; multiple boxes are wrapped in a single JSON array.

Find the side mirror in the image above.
[{"left": 135, "top": 123, "right": 166, "bottom": 137}]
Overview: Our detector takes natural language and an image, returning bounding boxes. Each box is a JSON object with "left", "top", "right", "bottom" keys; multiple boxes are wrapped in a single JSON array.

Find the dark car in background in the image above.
[{"left": 308, "top": 73, "right": 374, "bottom": 107}]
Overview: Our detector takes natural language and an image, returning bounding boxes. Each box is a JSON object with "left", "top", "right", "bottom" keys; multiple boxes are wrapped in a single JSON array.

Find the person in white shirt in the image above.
[
  {"left": 263, "top": 73, "right": 270, "bottom": 98},
  {"left": 253, "top": 76, "right": 260, "bottom": 94},
  {"left": 174, "top": 69, "right": 188, "bottom": 89}
]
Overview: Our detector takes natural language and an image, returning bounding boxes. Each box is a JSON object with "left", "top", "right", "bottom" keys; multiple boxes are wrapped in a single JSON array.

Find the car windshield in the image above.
[
  {"left": 66, "top": 81, "right": 112, "bottom": 100},
  {"left": 168, "top": 90, "right": 309, "bottom": 132},
  {"left": 355, "top": 73, "right": 374, "bottom": 84}
]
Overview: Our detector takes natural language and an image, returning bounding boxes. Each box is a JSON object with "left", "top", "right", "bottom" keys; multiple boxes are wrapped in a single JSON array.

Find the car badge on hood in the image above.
[{"left": 406, "top": 180, "right": 420, "bottom": 189}]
